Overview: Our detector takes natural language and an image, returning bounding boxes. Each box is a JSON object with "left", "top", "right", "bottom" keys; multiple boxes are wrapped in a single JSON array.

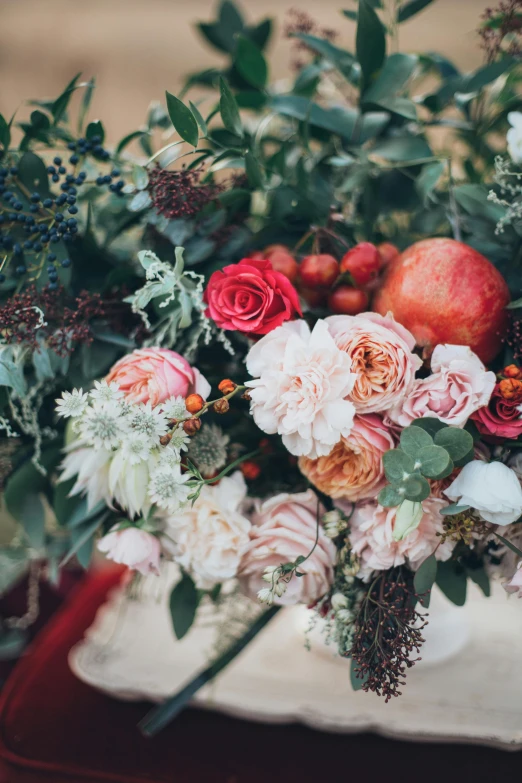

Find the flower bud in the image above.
[
  {"left": 213, "top": 398, "right": 230, "bottom": 414},
  {"left": 183, "top": 417, "right": 202, "bottom": 435},
  {"left": 504, "top": 364, "right": 522, "bottom": 379},
  {"left": 159, "top": 432, "right": 173, "bottom": 446},
  {"left": 218, "top": 379, "right": 236, "bottom": 395},
  {"left": 240, "top": 460, "right": 261, "bottom": 480},
  {"left": 185, "top": 393, "right": 205, "bottom": 414},
  {"left": 499, "top": 377, "right": 522, "bottom": 402},
  {"left": 241, "top": 391, "right": 252, "bottom": 401}
]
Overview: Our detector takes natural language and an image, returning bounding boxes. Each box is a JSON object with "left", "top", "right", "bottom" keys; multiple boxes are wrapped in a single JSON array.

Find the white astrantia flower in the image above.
[
  {"left": 55, "top": 389, "right": 89, "bottom": 419},
  {"left": 445, "top": 460, "right": 522, "bottom": 526},
  {"left": 148, "top": 464, "right": 191, "bottom": 513},
  {"left": 128, "top": 402, "right": 168, "bottom": 443},
  {"left": 79, "top": 401, "right": 127, "bottom": 450},
  {"left": 161, "top": 395, "right": 189, "bottom": 420},
  {"left": 124, "top": 432, "right": 152, "bottom": 465},
  {"left": 507, "top": 111, "right": 522, "bottom": 164},
  {"left": 89, "top": 380, "right": 124, "bottom": 404},
  {"left": 158, "top": 444, "right": 184, "bottom": 469},
  {"left": 169, "top": 427, "right": 190, "bottom": 453}
]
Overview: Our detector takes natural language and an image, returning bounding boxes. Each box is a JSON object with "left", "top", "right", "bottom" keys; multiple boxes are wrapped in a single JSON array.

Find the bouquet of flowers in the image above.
[{"left": 2, "top": 0, "right": 522, "bottom": 731}]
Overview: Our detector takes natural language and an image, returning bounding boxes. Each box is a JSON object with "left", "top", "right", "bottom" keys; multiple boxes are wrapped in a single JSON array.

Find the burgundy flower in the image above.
[
  {"left": 471, "top": 383, "right": 522, "bottom": 440},
  {"left": 204, "top": 258, "right": 302, "bottom": 335}
]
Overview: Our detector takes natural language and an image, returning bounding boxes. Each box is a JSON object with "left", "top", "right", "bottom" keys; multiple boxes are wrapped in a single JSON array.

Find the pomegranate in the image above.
[
  {"left": 340, "top": 242, "right": 380, "bottom": 285},
  {"left": 373, "top": 238, "right": 510, "bottom": 364},
  {"left": 328, "top": 286, "right": 369, "bottom": 315},
  {"left": 261, "top": 244, "right": 299, "bottom": 282},
  {"left": 298, "top": 254, "right": 339, "bottom": 289}
]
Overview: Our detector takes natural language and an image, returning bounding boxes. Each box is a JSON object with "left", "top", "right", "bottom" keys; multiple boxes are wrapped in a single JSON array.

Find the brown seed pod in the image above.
[
  {"left": 183, "top": 417, "right": 202, "bottom": 435},
  {"left": 213, "top": 398, "right": 230, "bottom": 414}
]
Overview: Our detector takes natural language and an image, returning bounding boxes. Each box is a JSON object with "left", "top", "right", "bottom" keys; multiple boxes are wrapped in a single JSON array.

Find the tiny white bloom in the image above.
[
  {"left": 273, "top": 581, "right": 287, "bottom": 598},
  {"left": 80, "top": 401, "right": 126, "bottom": 450},
  {"left": 148, "top": 464, "right": 191, "bottom": 513},
  {"left": 162, "top": 395, "right": 189, "bottom": 420},
  {"left": 337, "top": 609, "right": 353, "bottom": 624},
  {"left": 169, "top": 427, "right": 190, "bottom": 453},
  {"left": 124, "top": 432, "right": 152, "bottom": 465},
  {"left": 55, "top": 389, "right": 89, "bottom": 418},
  {"left": 262, "top": 565, "right": 279, "bottom": 583},
  {"left": 89, "top": 380, "right": 124, "bottom": 404},
  {"left": 507, "top": 111, "right": 522, "bottom": 164},
  {"left": 257, "top": 587, "right": 274, "bottom": 604},
  {"left": 158, "top": 445, "right": 182, "bottom": 469},
  {"left": 129, "top": 402, "right": 168, "bottom": 442},
  {"left": 331, "top": 592, "right": 348, "bottom": 611}
]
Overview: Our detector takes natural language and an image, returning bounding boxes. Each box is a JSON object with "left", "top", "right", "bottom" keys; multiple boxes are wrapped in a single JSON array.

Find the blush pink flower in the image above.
[
  {"left": 389, "top": 344, "right": 495, "bottom": 427},
  {"left": 106, "top": 347, "right": 210, "bottom": 407},
  {"left": 204, "top": 257, "right": 301, "bottom": 335},
  {"left": 238, "top": 489, "right": 335, "bottom": 605},
  {"left": 326, "top": 311, "right": 422, "bottom": 415},
  {"left": 298, "top": 414, "right": 395, "bottom": 502},
  {"left": 348, "top": 498, "right": 454, "bottom": 580},
  {"left": 97, "top": 527, "right": 161, "bottom": 576},
  {"left": 245, "top": 319, "right": 357, "bottom": 459}
]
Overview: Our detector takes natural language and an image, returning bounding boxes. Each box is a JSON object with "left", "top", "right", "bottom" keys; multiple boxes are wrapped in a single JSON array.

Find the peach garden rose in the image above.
[
  {"left": 106, "top": 347, "right": 210, "bottom": 407},
  {"left": 326, "top": 311, "right": 422, "bottom": 415},
  {"left": 298, "top": 414, "right": 395, "bottom": 502}
]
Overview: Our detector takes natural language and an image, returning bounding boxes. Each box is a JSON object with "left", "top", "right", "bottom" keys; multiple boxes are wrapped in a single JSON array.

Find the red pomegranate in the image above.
[{"left": 373, "top": 238, "right": 510, "bottom": 364}]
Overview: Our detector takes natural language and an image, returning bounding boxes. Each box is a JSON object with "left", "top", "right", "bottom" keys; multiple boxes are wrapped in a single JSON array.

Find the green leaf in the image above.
[
  {"left": 416, "top": 161, "right": 444, "bottom": 204},
  {"left": 382, "top": 449, "right": 415, "bottom": 483},
  {"left": 86, "top": 119, "right": 105, "bottom": 143},
  {"left": 434, "top": 427, "right": 474, "bottom": 462},
  {"left": 399, "top": 425, "right": 433, "bottom": 457},
  {"left": 493, "top": 532, "right": 522, "bottom": 560},
  {"left": 397, "top": 0, "right": 434, "bottom": 23},
  {"left": 364, "top": 53, "right": 417, "bottom": 102},
  {"left": 350, "top": 658, "right": 367, "bottom": 691},
  {"left": 467, "top": 566, "right": 490, "bottom": 597},
  {"left": 61, "top": 515, "right": 105, "bottom": 568},
  {"left": 244, "top": 151, "right": 264, "bottom": 189},
  {"left": 410, "top": 417, "right": 446, "bottom": 437},
  {"left": 52, "top": 73, "right": 81, "bottom": 124},
  {"left": 507, "top": 297, "right": 522, "bottom": 310},
  {"left": 453, "top": 184, "right": 504, "bottom": 222},
  {"left": 436, "top": 560, "right": 467, "bottom": 606},
  {"left": 0, "top": 549, "right": 30, "bottom": 595},
  {"left": 17, "top": 151, "right": 50, "bottom": 198},
  {"left": 371, "top": 135, "right": 432, "bottom": 161},
  {"left": 188, "top": 102, "right": 208, "bottom": 137},
  {"left": 401, "top": 473, "right": 431, "bottom": 502},
  {"left": 78, "top": 76, "right": 95, "bottom": 132},
  {"left": 115, "top": 130, "right": 148, "bottom": 155},
  {"left": 0, "top": 358, "right": 27, "bottom": 397},
  {"left": 292, "top": 33, "right": 355, "bottom": 80},
  {"left": 0, "top": 112, "right": 12, "bottom": 152},
  {"left": 219, "top": 77, "right": 243, "bottom": 138},
  {"left": 416, "top": 445, "right": 451, "bottom": 478},
  {"left": 462, "top": 59, "right": 514, "bottom": 93},
  {"left": 165, "top": 92, "right": 199, "bottom": 148},
  {"left": 413, "top": 554, "right": 437, "bottom": 606},
  {"left": 169, "top": 573, "right": 201, "bottom": 640},
  {"left": 356, "top": 0, "right": 386, "bottom": 91},
  {"left": 0, "top": 628, "right": 29, "bottom": 661},
  {"left": 440, "top": 503, "right": 471, "bottom": 516},
  {"left": 378, "top": 485, "right": 404, "bottom": 507},
  {"left": 235, "top": 35, "right": 268, "bottom": 89}
]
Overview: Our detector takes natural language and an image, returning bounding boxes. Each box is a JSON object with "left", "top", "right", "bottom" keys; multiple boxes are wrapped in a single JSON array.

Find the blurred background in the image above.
[{"left": 0, "top": 0, "right": 495, "bottom": 142}]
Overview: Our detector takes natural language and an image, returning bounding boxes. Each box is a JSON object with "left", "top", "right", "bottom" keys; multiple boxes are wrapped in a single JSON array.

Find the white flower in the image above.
[
  {"left": 169, "top": 427, "right": 190, "bottom": 453},
  {"left": 79, "top": 401, "right": 127, "bottom": 450},
  {"left": 393, "top": 500, "right": 424, "bottom": 542},
  {"left": 128, "top": 402, "right": 168, "bottom": 442},
  {"left": 162, "top": 472, "right": 251, "bottom": 589},
  {"left": 123, "top": 432, "right": 152, "bottom": 464},
  {"left": 60, "top": 445, "right": 112, "bottom": 510},
  {"left": 507, "top": 111, "right": 522, "bottom": 164},
  {"left": 109, "top": 448, "right": 158, "bottom": 518},
  {"left": 55, "top": 389, "right": 89, "bottom": 418},
  {"left": 245, "top": 319, "right": 357, "bottom": 459},
  {"left": 158, "top": 445, "right": 183, "bottom": 469},
  {"left": 444, "top": 460, "right": 522, "bottom": 526},
  {"left": 331, "top": 592, "right": 348, "bottom": 611},
  {"left": 89, "top": 380, "right": 124, "bottom": 404},
  {"left": 97, "top": 526, "right": 161, "bottom": 576},
  {"left": 257, "top": 587, "right": 274, "bottom": 604},
  {"left": 161, "top": 395, "right": 189, "bottom": 420},
  {"left": 148, "top": 463, "right": 191, "bottom": 513}
]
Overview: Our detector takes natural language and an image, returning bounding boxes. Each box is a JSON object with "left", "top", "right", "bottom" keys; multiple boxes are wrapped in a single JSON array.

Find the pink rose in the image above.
[
  {"left": 106, "top": 347, "right": 210, "bottom": 406},
  {"left": 389, "top": 344, "right": 495, "bottom": 427},
  {"left": 472, "top": 383, "right": 522, "bottom": 440},
  {"left": 503, "top": 562, "right": 522, "bottom": 597},
  {"left": 204, "top": 257, "right": 302, "bottom": 335},
  {"left": 299, "top": 414, "right": 395, "bottom": 502},
  {"left": 348, "top": 498, "right": 455, "bottom": 581},
  {"left": 97, "top": 527, "right": 161, "bottom": 576},
  {"left": 326, "top": 311, "right": 422, "bottom": 414},
  {"left": 238, "top": 489, "right": 335, "bottom": 605}
]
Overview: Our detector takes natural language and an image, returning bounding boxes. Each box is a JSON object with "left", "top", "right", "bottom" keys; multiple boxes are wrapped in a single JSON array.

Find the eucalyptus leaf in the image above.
[
  {"left": 411, "top": 417, "right": 446, "bottom": 437},
  {"left": 356, "top": 0, "right": 386, "bottom": 90},
  {"left": 350, "top": 658, "right": 367, "bottom": 691},
  {"left": 467, "top": 566, "right": 490, "bottom": 597},
  {"left": 364, "top": 53, "right": 417, "bottom": 102},
  {"left": 401, "top": 473, "right": 431, "bottom": 502},
  {"left": 189, "top": 101, "right": 208, "bottom": 137},
  {"left": 371, "top": 135, "right": 432, "bottom": 161},
  {"left": 434, "top": 427, "right": 474, "bottom": 462},
  {"left": 440, "top": 503, "right": 471, "bottom": 516},
  {"left": 397, "top": 0, "right": 434, "bottom": 23},
  {"left": 169, "top": 573, "right": 201, "bottom": 640},
  {"left": 436, "top": 560, "right": 467, "bottom": 606},
  {"left": 400, "top": 425, "right": 433, "bottom": 456},
  {"left": 244, "top": 151, "right": 264, "bottom": 189},
  {"left": 382, "top": 449, "right": 415, "bottom": 483},
  {"left": 378, "top": 485, "right": 404, "bottom": 507},
  {"left": 416, "top": 445, "right": 451, "bottom": 478},
  {"left": 0, "top": 549, "right": 30, "bottom": 595},
  {"left": 413, "top": 554, "right": 437, "bottom": 606}
]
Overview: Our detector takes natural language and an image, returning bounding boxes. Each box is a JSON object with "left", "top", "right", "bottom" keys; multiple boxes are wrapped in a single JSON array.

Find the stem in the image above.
[
  {"left": 200, "top": 448, "right": 261, "bottom": 485},
  {"left": 139, "top": 606, "right": 281, "bottom": 736},
  {"left": 447, "top": 158, "right": 462, "bottom": 242}
]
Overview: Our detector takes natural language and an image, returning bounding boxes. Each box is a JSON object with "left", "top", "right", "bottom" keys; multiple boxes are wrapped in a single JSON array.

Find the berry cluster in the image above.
[{"left": 147, "top": 165, "right": 223, "bottom": 220}]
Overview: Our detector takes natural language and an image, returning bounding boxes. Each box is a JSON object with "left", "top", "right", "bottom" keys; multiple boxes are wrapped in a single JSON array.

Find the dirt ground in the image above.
[{"left": 0, "top": 0, "right": 493, "bottom": 142}]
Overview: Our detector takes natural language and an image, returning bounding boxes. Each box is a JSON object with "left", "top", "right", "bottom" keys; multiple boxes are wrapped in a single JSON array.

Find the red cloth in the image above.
[{"left": 0, "top": 568, "right": 520, "bottom": 783}]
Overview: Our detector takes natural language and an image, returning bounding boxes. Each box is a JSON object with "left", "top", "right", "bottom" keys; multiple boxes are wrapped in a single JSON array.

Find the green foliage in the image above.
[
  {"left": 165, "top": 92, "right": 199, "bottom": 148},
  {"left": 413, "top": 554, "right": 437, "bottom": 607},
  {"left": 169, "top": 573, "right": 201, "bottom": 640}
]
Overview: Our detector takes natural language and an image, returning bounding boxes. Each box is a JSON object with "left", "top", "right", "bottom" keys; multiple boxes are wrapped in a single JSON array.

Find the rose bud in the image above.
[
  {"left": 240, "top": 460, "right": 261, "bottom": 480},
  {"left": 218, "top": 379, "right": 236, "bottom": 395},
  {"left": 185, "top": 393, "right": 205, "bottom": 413},
  {"left": 183, "top": 417, "right": 202, "bottom": 435},
  {"left": 213, "top": 398, "right": 230, "bottom": 414}
]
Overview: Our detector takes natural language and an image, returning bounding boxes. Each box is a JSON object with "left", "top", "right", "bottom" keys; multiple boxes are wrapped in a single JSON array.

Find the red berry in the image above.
[
  {"left": 263, "top": 244, "right": 299, "bottom": 282},
  {"left": 328, "top": 286, "right": 369, "bottom": 315},
  {"left": 377, "top": 242, "right": 400, "bottom": 268},
  {"left": 298, "top": 254, "right": 339, "bottom": 288},
  {"left": 300, "top": 286, "right": 329, "bottom": 308},
  {"left": 340, "top": 243, "right": 380, "bottom": 285}
]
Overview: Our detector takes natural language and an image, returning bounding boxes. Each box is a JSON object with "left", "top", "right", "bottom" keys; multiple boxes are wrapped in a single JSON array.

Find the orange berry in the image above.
[
  {"left": 240, "top": 460, "right": 261, "bottom": 480},
  {"left": 183, "top": 418, "right": 202, "bottom": 435},
  {"left": 499, "top": 378, "right": 522, "bottom": 402},
  {"left": 218, "top": 379, "right": 237, "bottom": 395},
  {"left": 185, "top": 393, "right": 205, "bottom": 414},
  {"left": 503, "top": 364, "right": 522, "bottom": 380}
]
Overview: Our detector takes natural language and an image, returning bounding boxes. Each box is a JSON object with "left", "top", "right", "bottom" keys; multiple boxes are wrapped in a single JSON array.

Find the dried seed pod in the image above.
[
  {"left": 213, "top": 398, "right": 230, "bottom": 414},
  {"left": 183, "top": 417, "right": 202, "bottom": 435}
]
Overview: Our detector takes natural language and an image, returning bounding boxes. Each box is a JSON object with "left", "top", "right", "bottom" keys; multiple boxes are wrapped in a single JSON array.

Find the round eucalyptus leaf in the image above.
[
  {"left": 382, "top": 449, "right": 415, "bottom": 484},
  {"left": 378, "top": 485, "right": 404, "bottom": 507},
  {"left": 400, "top": 425, "right": 433, "bottom": 456},
  {"left": 410, "top": 417, "right": 446, "bottom": 437},
  {"left": 401, "top": 473, "right": 431, "bottom": 502},
  {"left": 429, "top": 457, "right": 454, "bottom": 481},
  {"left": 434, "top": 427, "right": 474, "bottom": 461},
  {"left": 413, "top": 554, "right": 438, "bottom": 603},
  {"left": 417, "top": 445, "right": 451, "bottom": 478}
]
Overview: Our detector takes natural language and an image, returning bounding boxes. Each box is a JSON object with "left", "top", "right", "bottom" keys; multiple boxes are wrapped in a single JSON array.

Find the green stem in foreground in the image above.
[{"left": 139, "top": 605, "right": 281, "bottom": 737}]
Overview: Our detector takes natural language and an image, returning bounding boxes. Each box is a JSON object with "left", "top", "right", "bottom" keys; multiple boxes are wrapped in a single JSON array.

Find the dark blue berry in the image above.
[
  {"left": 50, "top": 234, "right": 60, "bottom": 243},
  {"left": 67, "top": 217, "right": 77, "bottom": 227},
  {"left": 2, "top": 237, "right": 12, "bottom": 250},
  {"left": 47, "top": 264, "right": 55, "bottom": 273},
  {"left": 78, "top": 171, "right": 87, "bottom": 180},
  {"left": 68, "top": 205, "right": 78, "bottom": 214},
  {"left": 10, "top": 166, "right": 18, "bottom": 175},
  {"left": 69, "top": 155, "right": 79, "bottom": 165},
  {"left": 52, "top": 174, "right": 59, "bottom": 183},
  {"left": 8, "top": 213, "right": 17, "bottom": 221},
  {"left": 0, "top": 168, "right": 7, "bottom": 177},
  {"left": 47, "top": 253, "right": 56, "bottom": 261},
  {"left": 67, "top": 195, "right": 76, "bottom": 205},
  {"left": 55, "top": 213, "right": 64, "bottom": 222},
  {"left": 53, "top": 157, "right": 62, "bottom": 166},
  {"left": 0, "top": 273, "right": 5, "bottom": 283},
  {"left": 40, "top": 234, "right": 50, "bottom": 243},
  {"left": 13, "top": 243, "right": 22, "bottom": 255},
  {"left": 17, "top": 214, "right": 26, "bottom": 223},
  {"left": 29, "top": 204, "right": 38, "bottom": 213},
  {"left": 14, "top": 202, "right": 23, "bottom": 211},
  {"left": 111, "top": 168, "right": 120, "bottom": 177},
  {"left": 32, "top": 242, "right": 42, "bottom": 252},
  {"left": 43, "top": 198, "right": 53, "bottom": 208},
  {"left": 68, "top": 187, "right": 77, "bottom": 195},
  {"left": 56, "top": 194, "right": 67, "bottom": 205},
  {"left": 58, "top": 166, "right": 66, "bottom": 175},
  {"left": 61, "top": 258, "right": 71, "bottom": 268},
  {"left": 47, "top": 166, "right": 56, "bottom": 175},
  {"left": 16, "top": 265, "right": 26, "bottom": 275},
  {"left": 66, "top": 174, "right": 75, "bottom": 183},
  {"left": 67, "top": 142, "right": 76, "bottom": 151},
  {"left": 30, "top": 192, "right": 40, "bottom": 203},
  {"left": 23, "top": 240, "right": 33, "bottom": 249}
]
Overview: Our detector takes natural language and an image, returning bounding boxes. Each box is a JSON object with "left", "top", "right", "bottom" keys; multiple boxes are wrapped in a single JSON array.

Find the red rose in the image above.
[
  {"left": 204, "top": 258, "right": 302, "bottom": 335},
  {"left": 471, "top": 385, "right": 522, "bottom": 441}
]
